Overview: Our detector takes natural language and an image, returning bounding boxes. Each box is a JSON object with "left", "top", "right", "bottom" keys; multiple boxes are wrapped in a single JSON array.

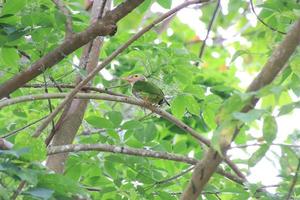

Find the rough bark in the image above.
[
  {"left": 181, "top": 18, "right": 300, "bottom": 200},
  {"left": 45, "top": 0, "right": 110, "bottom": 173}
]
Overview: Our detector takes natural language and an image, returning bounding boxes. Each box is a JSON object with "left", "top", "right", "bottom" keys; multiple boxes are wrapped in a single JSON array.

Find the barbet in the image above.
[{"left": 123, "top": 74, "right": 170, "bottom": 106}]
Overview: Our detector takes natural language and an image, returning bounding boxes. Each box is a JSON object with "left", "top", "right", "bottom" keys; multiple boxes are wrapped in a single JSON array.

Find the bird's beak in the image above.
[{"left": 121, "top": 77, "right": 130, "bottom": 82}]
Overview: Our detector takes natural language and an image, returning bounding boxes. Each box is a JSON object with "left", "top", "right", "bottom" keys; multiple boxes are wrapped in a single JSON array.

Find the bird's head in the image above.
[{"left": 122, "top": 74, "right": 146, "bottom": 84}]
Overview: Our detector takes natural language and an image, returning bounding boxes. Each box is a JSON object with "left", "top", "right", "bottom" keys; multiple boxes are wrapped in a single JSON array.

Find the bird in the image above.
[{"left": 122, "top": 74, "right": 170, "bottom": 106}]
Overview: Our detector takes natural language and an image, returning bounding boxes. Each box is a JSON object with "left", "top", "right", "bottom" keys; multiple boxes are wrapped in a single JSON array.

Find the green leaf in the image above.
[
  {"left": 107, "top": 129, "right": 120, "bottom": 140},
  {"left": 278, "top": 101, "right": 300, "bottom": 116},
  {"left": 37, "top": 174, "right": 86, "bottom": 197},
  {"left": 291, "top": 54, "right": 300, "bottom": 78},
  {"left": 0, "top": 48, "right": 19, "bottom": 66},
  {"left": 248, "top": 144, "right": 270, "bottom": 167},
  {"left": 122, "top": 120, "right": 143, "bottom": 130},
  {"left": 232, "top": 109, "right": 265, "bottom": 123},
  {"left": 183, "top": 85, "right": 205, "bottom": 99},
  {"left": 107, "top": 111, "right": 123, "bottom": 127},
  {"left": 263, "top": 116, "right": 277, "bottom": 143},
  {"left": 156, "top": 191, "right": 176, "bottom": 200},
  {"left": 171, "top": 95, "right": 186, "bottom": 118},
  {"left": 185, "top": 95, "right": 200, "bottom": 115},
  {"left": 157, "top": 0, "right": 172, "bottom": 9},
  {"left": 138, "top": 0, "right": 153, "bottom": 13},
  {"left": 2, "top": 0, "right": 26, "bottom": 14},
  {"left": 0, "top": 148, "right": 29, "bottom": 158},
  {"left": 15, "top": 133, "right": 46, "bottom": 161},
  {"left": 134, "top": 122, "right": 157, "bottom": 143},
  {"left": 23, "top": 188, "right": 54, "bottom": 200},
  {"left": 86, "top": 115, "right": 114, "bottom": 129},
  {"left": 230, "top": 50, "right": 249, "bottom": 63}
]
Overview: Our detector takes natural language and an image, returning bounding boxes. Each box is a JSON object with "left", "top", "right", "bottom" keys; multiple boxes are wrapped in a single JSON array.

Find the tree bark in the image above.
[{"left": 46, "top": 0, "right": 110, "bottom": 173}]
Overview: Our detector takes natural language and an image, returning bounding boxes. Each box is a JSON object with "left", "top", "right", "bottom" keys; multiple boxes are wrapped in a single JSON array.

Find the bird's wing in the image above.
[{"left": 132, "top": 80, "right": 164, "bottom": 96}]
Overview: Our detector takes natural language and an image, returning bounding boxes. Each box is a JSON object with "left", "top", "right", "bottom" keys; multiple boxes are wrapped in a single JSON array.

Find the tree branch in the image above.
[
  {"left": 198, "top": 0, "right": 220, "bottom": 60},
  {"left": 30, "top": 0, "right": 210, "bottom": 138},
  {"left": 48, "top": 143, "right": 197, "bottom": 164},
  {"left": 45, "top": 0, "right": 112, "bottom": 172},
  {"left": 1, "top": 115, "right": 48, "bottom": 139},
  {"left": 23, "top": 83, "right": 126, "bottom": 97},
  {"left": 47, "top": 143, "right": 244, "bottom": 185},
  {"left": 52, "top": 0, "right": 73, "bottom": 38},
  {"left": 231, "top": 143, "right": 300, "bottom": 149},
  {"left": 0, "top": 92, "right": 210, "bottom": 145},
  {"left": 249, "top": 0, "right": 286, "bottom": 35},
  {"left": 0, "top": 0, "right": 144, "bottom": 99},
  {"left": 181, "top": 18, "right": 300, "bottom": 200},
  {"left": 10, "top": 181, "right": 26, "bottom": 200},
  {"left": 285, "top": 158, "right": 300, "bottom": 200}
]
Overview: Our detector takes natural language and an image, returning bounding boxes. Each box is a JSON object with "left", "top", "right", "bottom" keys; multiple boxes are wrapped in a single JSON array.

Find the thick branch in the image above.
[
  {"left": 0, "top": 0, "right": 144, "bottom": 99},
  {"left": 0, "top": 92, "right": 244, "bottom": 179},
  {"left": 47, "top": 143, "right": 244, "bottom": 184},
  {"left": 45, "top": 0, "right": 111, "bottom": 173},
  {"left": 181, "top": 18, "right": 300, "bottom": 200},
  {"left": 48, "top": 143, "right": 197, "bottom": 164}
]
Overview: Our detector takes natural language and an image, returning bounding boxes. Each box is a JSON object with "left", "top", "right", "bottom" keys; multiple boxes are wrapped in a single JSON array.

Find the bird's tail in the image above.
[{"left": 158, "top": 98, "right": 170, "bottom": 106}]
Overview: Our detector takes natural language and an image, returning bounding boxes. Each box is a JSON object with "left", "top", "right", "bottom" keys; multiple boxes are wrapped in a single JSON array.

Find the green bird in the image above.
[{"left": 123, "top": 74, "right": 170, "bottom": 106}]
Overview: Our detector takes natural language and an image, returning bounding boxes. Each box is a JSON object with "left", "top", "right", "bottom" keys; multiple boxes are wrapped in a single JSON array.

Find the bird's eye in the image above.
[{"left": 134, "top": 75, "right": 138, "bottom": 77}]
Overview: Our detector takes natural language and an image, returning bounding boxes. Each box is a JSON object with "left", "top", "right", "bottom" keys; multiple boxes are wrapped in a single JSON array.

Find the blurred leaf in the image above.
[
  {"left": 86, "top": 115, "right": 114, "bottom": 129},
  {"left": 171, "top": 95, "right": 186, "bottom": 118},
  {"left": 263, "top": 115, "right": 277, "bottom": 143},
  {"left": 1, "top": 47, "right": 19, "bottom": 66},
  {"left": 134, "top": 122, "right": 157, "bottom": 143},
  {"left": 230, "top": 50, "right": 250, "bottom": 63},
  {"left": 232, "top": 109, "right": 265, "bottom": 123},
  {"left": 15, "top": 133, "right": 46, "bottom": 161},
  {"left": 248, "top": 144, "right": 270, "bottom": 167},
  {"left": 2, "top": 0, "right": 26, "bottom": 14},
  {"left": 107, "top": 111, "right": 123, "bottom": 127},
  {"left": 157, "top": 0, "right": 172, "bottom": 9},
  {"left": 23, "top": 188, "right": 54, "bottom": 200}
]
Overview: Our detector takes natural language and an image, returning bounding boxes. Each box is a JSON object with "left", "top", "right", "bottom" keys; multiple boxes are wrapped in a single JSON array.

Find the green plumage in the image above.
[{"left": 132, "top": 80, "right": 167, "bottom": 105}]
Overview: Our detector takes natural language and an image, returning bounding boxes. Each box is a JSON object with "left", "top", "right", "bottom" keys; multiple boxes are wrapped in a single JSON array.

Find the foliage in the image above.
[{"left": 0, "top": 0, "right": 300, "bottom": 199}]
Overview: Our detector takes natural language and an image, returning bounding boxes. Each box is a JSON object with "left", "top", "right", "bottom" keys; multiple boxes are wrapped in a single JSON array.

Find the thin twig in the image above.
[
  {"left": 231, "top": 143, "right": 300, "bottom": 149},
  {"left": 285, "top": 158, "right": 300, "bottom": 200},
  {"left": 43, "top": 74, "right": 56, "bottom": 134},
  {"left": 198, "top": 0, "right": 220, "bottom": 61},
  {"left": 155, "top": 166, "right": 194, "bottom": 185},
  {"left": 52, "top": 0, "right": 73, "bottom": 38},
  {"left": 249, "top": 0, "right": 286, "bottom": 35},
  {"left": 1, "top": 116, "right": 48, "bottom": 138},
  {"left": 32, "top": 0, "right": 210, "bottom": 138},
  {"left": 49, "top": 76, "right": 63, "bottom": 92},
  {"left": 11, "top": 180, "right": 26, "bottom": 200}
]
